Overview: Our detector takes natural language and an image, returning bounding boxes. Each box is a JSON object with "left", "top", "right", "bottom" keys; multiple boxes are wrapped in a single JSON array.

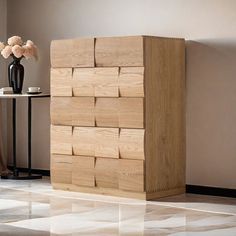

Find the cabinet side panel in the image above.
[{"left": 144, "top": 37, "right": 186, "bottom": 193}]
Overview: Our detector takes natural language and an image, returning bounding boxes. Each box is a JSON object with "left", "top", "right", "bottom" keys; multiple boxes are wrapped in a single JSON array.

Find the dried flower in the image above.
[
  {"left": 1, "top": 36, "right": 38, "bottom": 61},
  {"left": 0, "top": 42, "right": 5, "bottom": 51},
  {"left": 12, "top": 45, "right": 24, "bottom": 58},
  {"left": 32, "top": 45, "right": 38, "bottom": 60},
  {"left": 1, "top": 46, "right": 12, "bottom": 59},
  {"left": 26, "top": 40, "right": 34, "bottom": 46},
  {"left": 22, "top": 45, "right": 33, "bottom": 59},
  {"left": 8, "top": 36, "right": 23, "bottom": 46}
]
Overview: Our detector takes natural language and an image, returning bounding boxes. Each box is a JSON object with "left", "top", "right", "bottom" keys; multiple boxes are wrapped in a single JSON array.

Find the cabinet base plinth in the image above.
[{"left": 52, "top": 183, "right": 185, "bottom": 200}]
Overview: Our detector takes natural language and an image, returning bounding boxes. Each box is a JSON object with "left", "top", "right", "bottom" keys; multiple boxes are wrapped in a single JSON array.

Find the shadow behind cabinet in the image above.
[{"left": 50, "top": 36, "right": 185, "bottom": 200}]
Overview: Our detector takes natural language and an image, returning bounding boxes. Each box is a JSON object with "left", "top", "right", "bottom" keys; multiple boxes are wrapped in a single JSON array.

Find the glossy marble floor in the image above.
[{"left": 0, "top": 178, "right": 236, "bottom": 235}]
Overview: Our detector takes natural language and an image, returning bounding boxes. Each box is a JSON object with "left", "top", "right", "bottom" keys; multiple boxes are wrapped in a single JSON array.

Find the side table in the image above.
[{"left": 0, "top": 93, "right": 50, "bottom": 179}]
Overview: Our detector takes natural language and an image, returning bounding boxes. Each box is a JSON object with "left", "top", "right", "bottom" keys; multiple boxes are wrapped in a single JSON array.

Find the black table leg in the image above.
[
  {"left": 28, "top": 97, "right": 32, "bottom": 176},
  {"left": 26, "top": 97, "right": 42, "bottom": 179},
  {"left": 1, "top": 97, "right": 42, "bottom": 180},
  {"left": 12, "top": 98, "right": 17, "bottom": 176}
]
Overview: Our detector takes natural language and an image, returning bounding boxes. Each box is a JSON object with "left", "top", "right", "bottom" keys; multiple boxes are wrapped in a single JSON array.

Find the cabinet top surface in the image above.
[{"left": 51, "top": 35, "right": 185, "bottom": 42}]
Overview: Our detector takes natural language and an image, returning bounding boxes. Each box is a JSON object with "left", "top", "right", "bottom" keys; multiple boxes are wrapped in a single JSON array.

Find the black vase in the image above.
[{"left": 8, "top": 56, "right": 24, "bottom": 94}]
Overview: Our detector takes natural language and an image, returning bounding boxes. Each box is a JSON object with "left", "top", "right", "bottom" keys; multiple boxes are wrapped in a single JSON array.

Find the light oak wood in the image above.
[
  {"left": 51, "top": 97, "right": 94, "bottom": 126},
  {"left": 72, "top": 127, "right": 144, "bottom": 159},
  {"left": 51, "top": 125, "right": 72, "bottom": 155},
  {"left": 95, "top": 128, "right": 119, "bottom": 158},
  {"left": 72, "top": 127, "right": 95, "bottom": 156},
  {"left": 144, "top": 36, "right": 185, "bottom": 194},
  {"left": 51, "top": 97, "right": 72, "bottom": 125},
  {"left": 51, "top": 154, "right": 72, "bottom": 184},
  {"left": 72, "top": 156, "right": 95, "bottom": 187},
  {"left": 95, "top": 98, "right": 119, "bottom": 127},
  {"left": 51, "top": 38, "right": 94, "bottom": 68},
  {"left": 72, "top": 97, "right": 94, "bottom": 126},
  {"left": 51, "top": 97, "right": 145, "bottom": 128},
  {"left": 50, "top": 35, "right": 185, "bottom": 200},
  {"left": 119, "top": 67, "right": 144, "bottom": 97},
  {"left": 119, "top": 129, "right": 145, "bottom": 160},
  {"left": 146, "top": 187, "right": 186, "bottom": 200},
  {"left": 51, "top": 68, "right": 72, "bottom": 97},
  {"left": 68, "top": 67, "right": 145, "bottom": 98},
  {"left": 95, "top": 158, "right": 119, "bottom": 188},
  {"left": 119, "top": 98, "right": 144, "bottom": 128},
  {"left": 95, "top": 36, "right": 143, "bottom": 66},
  {"left": 119, "top": 159, "right": 144, "bottom": 192},
  {"left": 52, "top": 183, "right": 147, "bottom": 200},
  {"left": 72, "top": 68, "right": 95, "bottom": 96},
  {"left": 94, "top": 67, "right": 119, "bottom": 97}
]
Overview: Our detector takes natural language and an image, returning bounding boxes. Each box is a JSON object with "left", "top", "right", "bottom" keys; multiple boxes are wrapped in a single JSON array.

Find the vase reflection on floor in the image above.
[{"left": 8, "top": 55, "right": 24, "bottom": 94}]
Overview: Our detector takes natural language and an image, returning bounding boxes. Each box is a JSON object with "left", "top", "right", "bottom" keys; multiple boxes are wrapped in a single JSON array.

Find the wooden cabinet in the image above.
[{"left": 50, "top": 36, "right": 185, "bottom": 200}]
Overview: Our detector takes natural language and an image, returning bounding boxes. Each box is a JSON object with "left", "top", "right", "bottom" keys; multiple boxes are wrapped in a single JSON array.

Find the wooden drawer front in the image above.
[
  {"left": 51, "top": 68, "right": 72, "bottom": 97},
  {"left": 72, "top": 68, "right": 94, "bottom": 96},
  {"left": 94, "top": 68, "right": 119, "bottom": 97},
  {"left": 119, "top": 159, "right": 144, "bottom": 192},
  {"left": 95, "top": 158, "right": 119, "bottom": 188},
  {"left": 72, "top": 156, "right": 95, "bottom": 187},
  {"left": 51, "top": 154, "right": 72, "bottom": 184},
  {"left": 51, "top": 125, "right": 72, "bottom": 155},
  {"left": 72, "top": 127, "right": 144, "bottom": 160},
  {"left": 51, "top": 38, "right": 94, "bottom": 68},
  {"left": 51, "top": 97, "right": 94, "bottom": 126},
  {"left": 95, "top": 128, "right": 119, "bottom": 158},
  {"left": 72, "top": 67, "right": 143, "bottom": 98},
  {"left": 95, "top": 98, "right": 119, "bottom": 127},
  {"left": 119, "top": 67, "right": 144, "bottom": 97},
  {"left": 119, "top": 129, "right": 145, "bottom": 160},
  {"left": 95, "top": 36, "right": 143, "bottom": 67},
  {"left": 119, "top": 98, "right": 144, "bottom": 128},
  {"left": 73, "top": 127, "right": 95, "bottom": 156},
  {"left": 72, "top": 97, "right": 94, "bottom": 126},
  {"left": 51, "top": 97, "right": 72, "bottom": 125}
]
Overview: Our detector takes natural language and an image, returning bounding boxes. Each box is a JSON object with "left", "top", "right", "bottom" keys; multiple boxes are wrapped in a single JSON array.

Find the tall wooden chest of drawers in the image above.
[{"left": 50, "top": 36, "right": 185, "bottom": 200}]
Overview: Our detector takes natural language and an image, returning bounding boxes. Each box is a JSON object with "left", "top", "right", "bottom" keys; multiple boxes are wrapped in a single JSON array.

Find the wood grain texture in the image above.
[
  {"left": 72, "top": 68, "right": 95, "bottom": 96},
  {"left": 52, "top": 183, "right": 146, "bottom": 200},
  {"left": 72, "top": 97, "right": 95, "bottom": 126},
  {"left": 119, "top": 129, "right": 145, "bottom": 160},
  {"left": 51, "top": 38, "right": 94, "bottom": 68},
  {"left": 119, "top": 159, "right": 144, "bottom": 192},
  {"left": 72, "top": 156, "right": 95, "bottom": 187},
  {"left": 51, "top": 125, "right": 72, "bottom": 155},
  {"left": 72, "top": 127, "right": 95, "bottom": 156},
  {"left": 95, "top": 36, "right": 143, "bottom": 66},
  {"left": 144, "top": 36, "right": 186, "bottom": 194},
  {"left": 95, "top": 158, "right": 119, "bottom": 188},
  {"left": 51, "top": 97, "right": 95, "bottom": 126},
  {"left": 95, "top": 98, "right": 119, "bottom": 127},
  {"left": 51, "top": 97, "right": 72, "bottom": 125},
  {"left": 51, "top": 68, "right": 72, "bottom": 96},
  {"left": 94, "top": 67, "right": 119, "bottom": 97},
  {"left": 95, "top": 128, "right": 119, "bottom": 158},
  {"left": 51, "top": 154, "right": 72, "bottom": 184},
  {"left": 146, "top": 187, "right": 186, "bottom": 200},
  {"left": 119, "top": 98, "right": 144, "bottom": 128},
  {"left": 119, "top": 67, "right": 144, "bottom": 97},
  {"left": 50, "top": 35, "right": 186, "bottom": 199}
]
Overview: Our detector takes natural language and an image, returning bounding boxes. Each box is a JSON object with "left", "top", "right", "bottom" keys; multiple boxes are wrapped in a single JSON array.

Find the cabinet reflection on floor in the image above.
[{"left": 0, "top": 178, "right": 236, "bottom": 235}]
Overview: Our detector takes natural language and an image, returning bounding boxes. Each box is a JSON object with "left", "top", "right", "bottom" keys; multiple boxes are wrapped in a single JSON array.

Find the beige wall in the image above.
[
  {"left": 0, "top": 0, "right": 8, "bottom": 162},
  {"left": 6, "top": 0, "right": 236, "bottom": 188},
  {"left": 0, "top": 0, "right": 7, "bottom": 85}
]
